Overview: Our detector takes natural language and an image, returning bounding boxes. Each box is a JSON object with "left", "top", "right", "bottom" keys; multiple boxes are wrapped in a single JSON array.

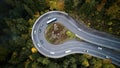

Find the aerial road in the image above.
[{"left": 31, "top": 11, "right": 120, "bottom": 66}]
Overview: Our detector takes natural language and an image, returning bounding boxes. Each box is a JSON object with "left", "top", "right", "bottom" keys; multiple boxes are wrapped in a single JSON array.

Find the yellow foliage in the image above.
[
  {"left": 28, "top": 18, "right": 34, "bottom": 26},
  {"left": 82, "top": 59, "right": 89, "bottom": 67},
  {"left": 29, "top": 55, "right": 33, "bottom": 60},
  {"left": 49, "top": 1, "right": 57, "bottom": 10},
  {"left": 106, "top": 0, "right": 120, "bottom": 18},
  {"left": 86, "top": 0, "right": 91, "bottom": 3},
  {"left": 107, "top": 4, "right": 120, "bottom": 15},
  {"left": 108, "top": 27, "right": 112, "bottom": 32},
  {"left": 49, "top": 0, "right": 64, "bottom": 10},
  {"left": 24, "top": 60, "right": 31, "bottom": 68},
  {"left": 87, "top": 22, "right": 91, "bottom": 27},
  {"left": 31, "top": 47, "right": 37, "bottom": 53},
  {"left": 12, "top": 52, "right": 18, "bottom": 58},
  {"left": 21, "top": 34, "right": 28, "bottom": 40},
  {"left": 66, "top": 31, "right": 72, "bottom": 36},
  {"left": 66, "top": 31, "right": 75, "bottom": 39},
  {"left": 83, "top": 54, "right": 92, "bottom": 59}
]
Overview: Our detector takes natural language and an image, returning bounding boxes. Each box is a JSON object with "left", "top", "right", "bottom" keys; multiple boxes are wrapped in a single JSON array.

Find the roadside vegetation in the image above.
[{"left": 0, "top": 0, "right": 119, "bottom": 68}]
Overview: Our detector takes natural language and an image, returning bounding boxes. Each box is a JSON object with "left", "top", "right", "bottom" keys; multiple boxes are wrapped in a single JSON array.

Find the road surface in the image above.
[{"left": 31, "top": 11, "right": 120, "bottom": 66}]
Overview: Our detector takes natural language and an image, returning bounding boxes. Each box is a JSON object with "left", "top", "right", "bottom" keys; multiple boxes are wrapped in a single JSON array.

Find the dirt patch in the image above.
[{"left": 45, "top": 22, "right": 74, "bottom": 45}]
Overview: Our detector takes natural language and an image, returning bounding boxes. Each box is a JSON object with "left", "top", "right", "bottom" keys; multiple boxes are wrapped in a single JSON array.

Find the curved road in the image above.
[{"left": 31, "top": 11, "right": 120, "bottom": 66}]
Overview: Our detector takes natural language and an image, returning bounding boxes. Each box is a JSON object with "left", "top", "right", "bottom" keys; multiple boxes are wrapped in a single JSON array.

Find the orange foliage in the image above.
[
  {"left": 105, "top": 0, "right": 120, "bottom": 19},
  {"left": 45, "top": 0, "right": 50, "bottom": 6},
  {"left": 85, "top": 0, "right": 91, "bottom": 3},
  {"left": 97, "top": 0, "right": 107, "bottom": 11},
  {"left": 56, "top": 0, "right": 64, "bottom": 10},
  {"left": 103, "top": 59, "right": 111, "bottom": 64},
  {"left": 34, "top": 11, "right": 40, "bottom": 17}
]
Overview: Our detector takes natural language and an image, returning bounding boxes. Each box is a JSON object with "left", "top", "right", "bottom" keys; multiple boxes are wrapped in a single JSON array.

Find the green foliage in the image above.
[
  {"left": 48, "top": 62, "right": 60, "bottom": 68},
  {"left": 89, "top": 58, "right": 102, "bottom": 68},
  {"left": 65, "top": 0, "right": 85, "bottom": 12},
  {"left": 0, "top": 0, "right": 119, "bottom": 68},
  {"left": 0, "top": 46, "right": 8, "bottom": 61},
  {"left": 31, "top": 61, "right": 39, "bottom": 68},
  {"left": 71, "top": 63, "right": 77, "bottom": 68},
  {"left": 102, "top": 63, "right": 116, "bottom": 68},
  {"left": 8, "top": 51, "right": 20, "bottom": 64},
  {"left": 23, "top": 4, "right": 34, "bottom": 16},
  {"left": 79, "top": 0, "right": 97, "bottom": 17},
  {"left": 42, "top": 58, "right": 50, "bottom": 65},
  {"left": 65, "top": 0, "right": 74, "bottom": 11},
  {"left": 107, "top": 21, "right": 113, "bottom": 26},
  {"left": 106, "top": 0, "right": 120, "bottom": 19},
  {"left": 29, "top": 53, "right": 40, "bottom": 61},
  {"left": 25, "top": 61, "right": 33, "bottom": 68},
  {"left": 65, "top": 0, "right": 120, "bottom": 37}
]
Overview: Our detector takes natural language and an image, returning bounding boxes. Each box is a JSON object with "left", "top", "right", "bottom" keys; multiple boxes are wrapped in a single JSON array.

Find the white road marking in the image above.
[
  {"left": 65, "top": 50, "right": 71, "bottom": 53},
  {"left": 32, "top": 36, "right": 33, "bottom": 40},
  {"left": 78, "top": 28, "right": 82, "bottom": 31},
  {"left": 75, "top": 34, "right": 81, "bottom": 38}
]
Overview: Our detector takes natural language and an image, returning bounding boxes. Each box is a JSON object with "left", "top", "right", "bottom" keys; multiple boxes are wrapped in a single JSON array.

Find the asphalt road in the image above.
[{"left": 31, "top": 11, "right": 120, "bottom": 66}]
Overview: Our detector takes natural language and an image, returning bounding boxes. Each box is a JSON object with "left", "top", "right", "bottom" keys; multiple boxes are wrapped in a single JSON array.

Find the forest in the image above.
[{"left": 0, "top": 0, "right": 120, "bottom": 68}]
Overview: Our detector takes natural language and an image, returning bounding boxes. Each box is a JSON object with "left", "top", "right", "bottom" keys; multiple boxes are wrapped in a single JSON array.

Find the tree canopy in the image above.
[{"left": 0, "top": 0, "right": 120, "bottom": 68}]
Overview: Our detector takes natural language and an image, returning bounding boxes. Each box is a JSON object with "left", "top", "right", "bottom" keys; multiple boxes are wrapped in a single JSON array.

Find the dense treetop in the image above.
[{"left": 0, "top": 0, "right": 119, "bottom": 68}]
